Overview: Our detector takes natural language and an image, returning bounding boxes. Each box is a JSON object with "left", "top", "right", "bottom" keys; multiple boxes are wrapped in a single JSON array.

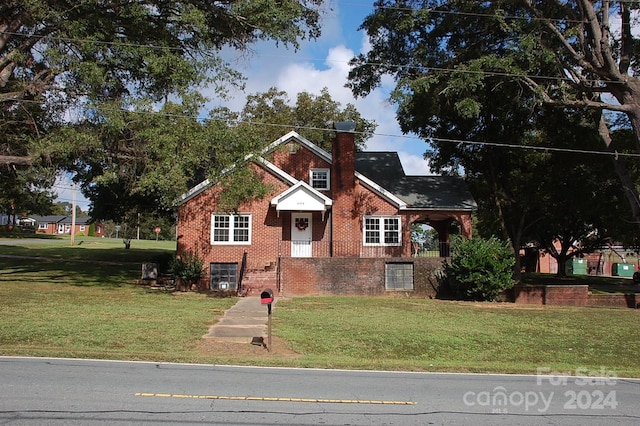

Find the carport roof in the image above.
[{"left": 355, "top": 152, "right": 477, "bottom": 210}]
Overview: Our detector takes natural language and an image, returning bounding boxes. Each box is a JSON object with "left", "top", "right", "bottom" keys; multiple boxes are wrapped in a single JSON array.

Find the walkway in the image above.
[{"left": 203, "top": 297, "right": 272, "bottom": 344}]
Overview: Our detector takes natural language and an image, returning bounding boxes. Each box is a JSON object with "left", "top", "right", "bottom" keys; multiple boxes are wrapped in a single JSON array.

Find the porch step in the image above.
[{"left": 241, "top": 268, "right": 277, "bottom": 296}]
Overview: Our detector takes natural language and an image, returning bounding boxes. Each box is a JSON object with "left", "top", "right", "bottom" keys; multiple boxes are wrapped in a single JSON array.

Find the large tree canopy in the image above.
[
  {"left": 0, "top": 0, "right": 325, "bottom": 222},
  {"left": 348, "top": 0, "right": 640, "bottom": 226},
  {"left": 1, "top": 0, "right": 324, "bottom": 161}
]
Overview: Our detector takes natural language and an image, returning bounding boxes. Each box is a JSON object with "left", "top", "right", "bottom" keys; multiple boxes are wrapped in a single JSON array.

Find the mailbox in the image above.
[{"left": 260, "top": 288, "right": 274, "bottom": 305}]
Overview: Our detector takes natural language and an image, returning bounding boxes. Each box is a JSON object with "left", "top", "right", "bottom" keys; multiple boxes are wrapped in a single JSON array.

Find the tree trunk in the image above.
[{"left": 598, "top": 114, "right": 640, "bottom": 228}]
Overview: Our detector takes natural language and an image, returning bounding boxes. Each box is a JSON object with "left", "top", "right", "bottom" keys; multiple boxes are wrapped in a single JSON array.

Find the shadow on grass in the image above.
[
  {"left": 0, "top": 257, "right": 141, "bottom": 288},
  {"left": 0, "top": 245, "right": 174, "bottom": 265}
]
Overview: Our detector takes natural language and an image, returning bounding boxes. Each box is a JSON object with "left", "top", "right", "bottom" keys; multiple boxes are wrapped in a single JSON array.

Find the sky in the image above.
[
  {"left": 54, "top": 1, "right": 431, "bottom": 210},
  {"left": 208, "top": 1, "right": 430, "bottom": 174}
]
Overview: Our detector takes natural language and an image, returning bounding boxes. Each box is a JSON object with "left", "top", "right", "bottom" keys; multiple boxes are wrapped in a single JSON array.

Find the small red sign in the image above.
[{"left": 154, "top": 227, "right": 161, "bottom": 234}]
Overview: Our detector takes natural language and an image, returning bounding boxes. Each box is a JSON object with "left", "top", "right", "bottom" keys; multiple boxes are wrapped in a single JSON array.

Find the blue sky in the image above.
[
  {"left": 55, "top": 1, "right": 431, "bottom": 209},
  {"left": 205, "top": 0, "right": 430, "bottom": 174}
]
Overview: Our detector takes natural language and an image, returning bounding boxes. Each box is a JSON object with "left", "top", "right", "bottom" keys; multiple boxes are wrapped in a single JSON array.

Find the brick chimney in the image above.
[
  {"left": 330, "top": 122, "right": 359, "bottom": 257},
  {"left": 331, "top": 121, "right": 356, "bottom": 195}
]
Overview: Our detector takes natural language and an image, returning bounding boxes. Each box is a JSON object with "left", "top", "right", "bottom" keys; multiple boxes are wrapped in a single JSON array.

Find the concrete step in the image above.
[{"left": 203, "top": 297, "right": 275, "bottom": 343}]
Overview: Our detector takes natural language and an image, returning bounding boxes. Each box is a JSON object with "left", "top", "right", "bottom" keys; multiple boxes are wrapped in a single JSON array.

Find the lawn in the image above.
[{"left": 1, "top": 238, "right": 639, "bottom": 376}]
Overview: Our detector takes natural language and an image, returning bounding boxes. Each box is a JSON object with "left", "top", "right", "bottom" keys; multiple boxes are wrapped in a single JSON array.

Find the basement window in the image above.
[
  {"left": 385, "top": 263, "right": 414, "bottom": 291},
  {"left": 210, "top": 263, "right": 238, "bottom": 290}
]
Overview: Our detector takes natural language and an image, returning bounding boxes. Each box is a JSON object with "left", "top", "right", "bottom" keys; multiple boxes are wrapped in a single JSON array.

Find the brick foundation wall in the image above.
[
  {"left": 588, "top": 293, "right": 638, "bottom": 309},
  {"left": 514, "top": 285, "right": 589, "bottom": 306},
  {"left": 544, "top": 285, "right": 590, "bottom": 306},
  {"left": 513, "top": 286, "right": 546, "bottom": 305},
  {"left": 514, "top": 285, "right": 638, "bottom": 308},
  {"left": 279, "top": 257, "right": 445, "bottom": 297}
]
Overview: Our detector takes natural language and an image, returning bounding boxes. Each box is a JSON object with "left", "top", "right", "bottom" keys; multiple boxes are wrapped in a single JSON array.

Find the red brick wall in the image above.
[
  {"left": 177, "top": 164, "right": 289, "bottom": 274},
  {"left": 270, "top": 142, "right": 331, "bottom": 181},
  {"left": 515, "top": 285, "right": 638, "bottom": 309},
  {"left": 515, "top": 285, "right": 597, "bottom": 307},
  {"left": 544, "top": 285, "right": 589, "bottom": 306},
  {"left": 588, "top": 294, "right": 638, "bottom": 309},
  {"left": 280, "top": 257, "right": 444, "bottom": 297},
  {"left": 513, "top": 286, "right": 546, "bottom": 305}
]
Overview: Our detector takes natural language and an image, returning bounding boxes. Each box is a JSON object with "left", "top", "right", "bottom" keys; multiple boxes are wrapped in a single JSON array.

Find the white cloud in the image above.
[{"left": 204, "top": 10, "right": 432, "bottom": 176}]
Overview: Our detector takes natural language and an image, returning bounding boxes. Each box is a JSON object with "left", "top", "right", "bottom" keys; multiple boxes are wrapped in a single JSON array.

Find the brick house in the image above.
[
  {"left": 176, "top": 123, "right": 476, "bottom": 296},
  {"left": 33, "top": 215, "right": 104, "bottom": 237}
]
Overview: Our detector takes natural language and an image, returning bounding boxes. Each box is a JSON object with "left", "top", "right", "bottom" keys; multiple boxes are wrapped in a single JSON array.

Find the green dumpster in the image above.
[
  {"left": 565, "top": 258, "right": 588, "bottom": 275},
  {"left": 612, "top": 263, "right": 635, "bottom": 277}
]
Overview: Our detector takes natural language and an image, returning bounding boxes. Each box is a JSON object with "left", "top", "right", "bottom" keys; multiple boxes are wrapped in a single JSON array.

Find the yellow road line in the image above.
[{"left": 135, "top": 392, "right": 415, "bottom": 405}]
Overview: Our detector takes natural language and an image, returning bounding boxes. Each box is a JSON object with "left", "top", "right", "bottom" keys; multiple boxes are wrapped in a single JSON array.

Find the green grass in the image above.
[
  {"left": 0, "top": 257, "right": 235, "bottom": 362},
  {"left": 0, "top": 236, "right": 175, "bottom": 264},
  {"left": 1, "top": 238, "right": 639, "bottom": 376},
  {"left": 273, "top": 298, "right": 640, "bottom": 376}
]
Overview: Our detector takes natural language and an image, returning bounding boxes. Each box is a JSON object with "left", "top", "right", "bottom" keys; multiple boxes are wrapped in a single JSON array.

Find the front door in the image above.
[{"left": 291, "top": 213, "right": 312, "bottom": 257}]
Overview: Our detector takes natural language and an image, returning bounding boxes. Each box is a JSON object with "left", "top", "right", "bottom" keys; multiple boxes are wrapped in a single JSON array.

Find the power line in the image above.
[{"left": 9, "top": 96, "right": 640, "bottom": 158}]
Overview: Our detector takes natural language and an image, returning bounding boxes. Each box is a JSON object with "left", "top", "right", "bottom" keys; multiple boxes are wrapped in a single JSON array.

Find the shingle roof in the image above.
[
  {"left": 60, "top": 217, "right": 91, "bottom": 224},
  {"left": 31, "top": 215, "right": 67, "bottom": 223},
  {"left": 355, "top": 152, "right": 477, "bottom": 210}
]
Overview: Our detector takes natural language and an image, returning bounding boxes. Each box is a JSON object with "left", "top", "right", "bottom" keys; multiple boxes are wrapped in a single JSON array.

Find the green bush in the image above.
[
  {"left": 169, "top": 250, "right": 205, "bottom": 290},
  {"left": 445, "top": 237, "right": 514, "bottom": 301}
]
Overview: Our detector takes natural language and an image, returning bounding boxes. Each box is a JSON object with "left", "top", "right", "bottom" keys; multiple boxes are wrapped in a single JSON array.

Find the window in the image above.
[
  {"left": 38, "top": 223, "right": 47, "bottom": 230},
  {"left": 310, "top": 169, "right": 330, "bottom": 190},
  {"left": 210, "top": 263, "right": 238, "bottom": 290},
  {"left": 363, "top": 216, "right": 401, "bottom": 246},
  {"left": 79, "top": 225, "right": 86, "bottom": 232},
  {"left": 211, "top": 214, "right": 251, "bottom": 244},
  {"left": 385, "top": 263, "right": 414, "bottom": 291}
]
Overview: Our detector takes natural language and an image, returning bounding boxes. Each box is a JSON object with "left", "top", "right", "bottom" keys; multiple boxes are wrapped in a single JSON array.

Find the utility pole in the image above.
[{"left": 70, "top": 181, "right": 77, "bottom": 246}]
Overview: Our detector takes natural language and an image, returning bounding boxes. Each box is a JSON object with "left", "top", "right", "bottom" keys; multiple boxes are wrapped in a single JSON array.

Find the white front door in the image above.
[{"left": 291, "top": 213, "right": 312, "bottom": 257}]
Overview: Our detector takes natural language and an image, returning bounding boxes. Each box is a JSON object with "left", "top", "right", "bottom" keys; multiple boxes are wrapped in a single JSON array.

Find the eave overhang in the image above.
[{"left": 270, "top": 181, "right": 333, "bottom": 219}]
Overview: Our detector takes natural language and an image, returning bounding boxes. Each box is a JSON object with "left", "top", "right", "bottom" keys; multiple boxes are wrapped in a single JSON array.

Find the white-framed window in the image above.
[
  {"left": 79, "top": 225, "right": 86, "bottom": 232},
  {"left": 38, "top": 223, "right": 48, "bottom": 230},
  {"left": 385, "top": 263, "right": 414, "bottom": 291},
  {"left": 363, "top": 216, "right": 401, "bottom": 246},
  {"left": 210, "top": 213, "right": 251, "bottom": 244},
  {"left": 310, "top": 168, "right": 330, "bottom": 190}
]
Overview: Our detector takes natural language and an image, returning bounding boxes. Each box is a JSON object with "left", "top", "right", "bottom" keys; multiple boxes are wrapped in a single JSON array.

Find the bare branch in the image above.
[{"left": 0, "top": 155, "right": 32, "bottom": 166}]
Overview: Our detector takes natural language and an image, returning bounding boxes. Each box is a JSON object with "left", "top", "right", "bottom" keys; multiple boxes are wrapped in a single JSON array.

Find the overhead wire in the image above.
[
  {"left": 8, "top": 97, "right": 640, "bottom": 158},
  {"left": 1, "top": 2, "right": 639, "bottom": 159}
]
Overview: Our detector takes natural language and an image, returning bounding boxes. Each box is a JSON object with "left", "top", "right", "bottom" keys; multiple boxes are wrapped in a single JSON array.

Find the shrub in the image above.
[
  {"left": 169, "top": 250, "right": 205, "bottom": 290},
  {"left": 445, "top": 236, "right": 514, "bottom": 301}
]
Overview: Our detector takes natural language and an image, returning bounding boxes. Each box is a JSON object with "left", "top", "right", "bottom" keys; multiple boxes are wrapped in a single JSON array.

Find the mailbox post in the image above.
[{"left": 260, "top": 289, "right": 274, "bottom": 351}]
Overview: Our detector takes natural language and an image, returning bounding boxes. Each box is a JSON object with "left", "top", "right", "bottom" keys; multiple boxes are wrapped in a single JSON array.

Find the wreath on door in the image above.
[{"left": 295, "top": 218, "right": 309, "bottom": 231}]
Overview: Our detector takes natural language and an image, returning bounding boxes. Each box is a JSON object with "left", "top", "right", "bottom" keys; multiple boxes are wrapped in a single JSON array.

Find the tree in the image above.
[
  {"left": 213, "top": 87, "right": 377, "bottom": 152},
  {"left": 525, "top": 109, "right": 631, "bottom": 276},
  {"left": 1, "top": 0, "right": 325, "bottom": 221},
  {"left": 348, "top": 0, "right": 640, "bottom": 228}
]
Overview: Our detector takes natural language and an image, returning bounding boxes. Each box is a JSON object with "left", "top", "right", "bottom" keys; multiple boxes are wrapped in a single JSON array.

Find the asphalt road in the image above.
[{"left": 1, "top": 357, "right": 639, "bottom": 425}]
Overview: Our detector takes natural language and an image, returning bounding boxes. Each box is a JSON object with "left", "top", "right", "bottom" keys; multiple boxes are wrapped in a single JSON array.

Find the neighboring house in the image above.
[
  {"left": 32, "top": 215, "right": 66, "bottom": 234},
  {"left": 177, "top": 123, "right": 476, "bottom": 296},
  {"left": 32, "top": 215, "right": 104, "bottom": 237}
]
